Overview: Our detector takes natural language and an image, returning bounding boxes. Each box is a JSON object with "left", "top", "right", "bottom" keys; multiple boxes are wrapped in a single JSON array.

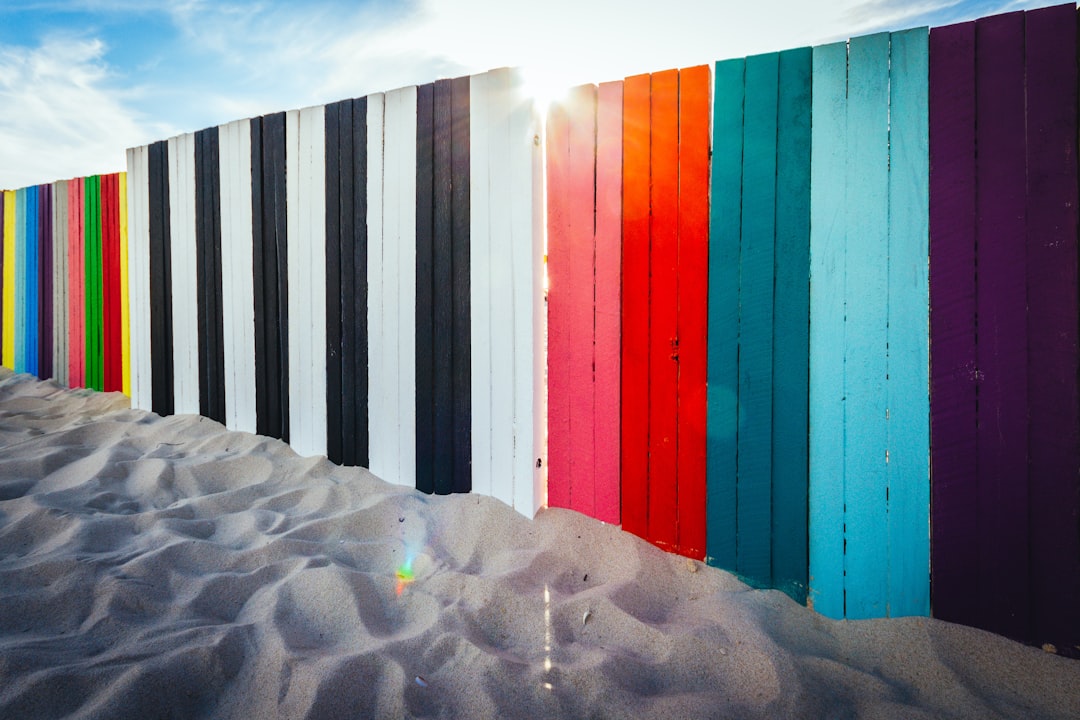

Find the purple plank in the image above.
[
  {"left": 39, "top": 183, "right": 53, "bottom": 381},
  {"left": 1023, "top": 3, "right": 1080, "bottom": 658},
  {"left": 974, "top": 10, "right": 1029, "bottom": 643},
  {"left": 928, "top": 20, "right": 978, "bottom": 628}
]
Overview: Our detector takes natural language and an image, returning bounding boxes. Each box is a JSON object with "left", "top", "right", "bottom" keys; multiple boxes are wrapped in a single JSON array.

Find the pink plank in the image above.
[
  {"left": 567, "top": 84, "right": 598, "bottom": 518},
  {"left": 545, "top": 96, "right": 572, "bottom": 509},
  {"left": 68, "top": 177, "right": 84, "bottom": 387},
  {"left": 594, "top": 81, "right": 622, "bottom": 525}
]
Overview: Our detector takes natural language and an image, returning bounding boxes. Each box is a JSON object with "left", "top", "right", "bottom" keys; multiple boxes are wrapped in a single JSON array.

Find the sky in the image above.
[{"left": 0, "top": 0, "right": 1067, "bottom": 189}]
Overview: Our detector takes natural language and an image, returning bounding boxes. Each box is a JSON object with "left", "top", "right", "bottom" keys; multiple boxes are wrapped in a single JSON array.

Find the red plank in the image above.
[
  {"left": 621, "top": 73, "right": 651, "bottom": 539},
  {"left": 545, "top": 97, "right": 572, "bottom": 510},
  {"left": 594, "top": 80, "right": 623, "bottom": 525},
  {"left": 567, "top": 85, "right": 598, "bottom": 518},
  {"left": 676, "top": 65, "right": 711, "bottom": 560},
  {"left": 648, "top": 69, "right": 680, "bottom": 551}
]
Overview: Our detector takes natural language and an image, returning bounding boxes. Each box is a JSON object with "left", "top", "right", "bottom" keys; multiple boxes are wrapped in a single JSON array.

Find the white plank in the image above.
[
  {"left": 366, "top": 93, "right": 389, "bottom": 481},
  {"left": 220, "top": 120, "right": 257, "bottom": 433},
  {"left": 306, "top": 104, "right": 328, "bottom": 458},
  {"left": 126, "top": 147, "right": 148, "bottom": 410},
  {"left": 390, "top": 86, "right": 417, "bottom": 489},
  {"left": 470, "top": 70, "right": 494, "bottom": 500},
  {"left": 169, "top": 133, "right": 199, "bottom": 415}
]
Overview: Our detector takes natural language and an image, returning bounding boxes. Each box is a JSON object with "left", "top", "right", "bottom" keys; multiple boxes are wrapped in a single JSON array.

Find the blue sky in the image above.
[{"left": 0, "top": 0, "right": 1063, "bottom": 189}]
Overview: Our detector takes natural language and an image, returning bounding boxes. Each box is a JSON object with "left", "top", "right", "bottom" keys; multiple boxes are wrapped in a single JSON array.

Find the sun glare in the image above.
[{"left": 520, "top": 65, "right": 575, "bottom": 116}]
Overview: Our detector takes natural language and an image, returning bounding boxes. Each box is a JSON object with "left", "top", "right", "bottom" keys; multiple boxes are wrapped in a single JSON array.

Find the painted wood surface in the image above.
[
  {"left": 38, "top": 184, "right": 52, "bottom": 382},
  {"left": 26, "top": 185, "right": 38, "bottom": 377},
  {"left": 119, "top": 171, "right": 129, "bottom": 397},
  {"left": 169, "top": 135, "right": 199, "bottom": 413},
  {"left": 148, "top": 140, "right": 175, "bottom": 415},
  {"left": 86, "top": 176, "right": 102, "bottom": 390},
  {"left": 0, "top": 191, "right": 4, "bottom": 367},
  {"left": 195, "top": 129, "right": 225, "bottom": 421},
  {"left": 1, "top": 191, "right": 12, "bottom": 369},
  {"left": 104, "top": 173, "right": 123, "bottom": 393},
  {"left": 68, "top": 177, "right": 85, "bottom": 388},
  {"left": 53, "top": 180, "right": 68, "bottom": 387},
  {"left": 367, "top": 92, "right": 392, "bottom": 482},
  {"left": 15, "top": 188, "right": 25, "bottom": 374},
  {"left": 127, "top": 147, "right": 153, "bottom": 410}
]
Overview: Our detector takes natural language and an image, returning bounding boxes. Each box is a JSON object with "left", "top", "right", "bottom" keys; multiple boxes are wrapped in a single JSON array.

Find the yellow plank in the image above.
[
  {"left": 119, "top": 171, "right": 131, "bottom": 396},
  {"left": 2, "top": 191, "right": 15, "bottom": 368}
]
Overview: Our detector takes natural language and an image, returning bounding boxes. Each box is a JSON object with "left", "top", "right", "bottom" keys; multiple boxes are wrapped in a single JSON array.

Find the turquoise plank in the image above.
[
  {"left": 886, "top": 27, "right": 930, "bottom": 618},
  {"left": 706, "top": 58, "right": 745, "bottom": 570},
  {"left": 737, "top": 52, "right": 779, "bottom": 583},
  {"left": 14, "top": 188, "right": 25, "bottom": 375},
  {"left": 808, "top": 40, "right": 848, "bottom": 619},
  {"left": 843, "top": 32, "right": 891, "bottom": 620},
  {"left": 773, "top": 46, "right": 812, "bottom": 604}
]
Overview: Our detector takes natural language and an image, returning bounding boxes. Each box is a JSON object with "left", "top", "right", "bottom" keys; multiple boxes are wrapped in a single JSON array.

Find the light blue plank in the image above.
[
  {"left": 737, "top": 52, "right": 779, "bottom": 584},
  {"left": 886, "top": 27, "right": 930, "bottom": 618},
  {"left": 773, "top": 46, "right": 813, "bottom": 604},
  {"left": 14, "top": 188, "right": 25, "bottom": 375},
  {"left": 706, "top": 58, "right": 745, "bottom": 570},
  {"left": 843, "top": 32, "right": 891, "bottom": 620},
  {"left": 808, "top": 40, "right": 848, "bottom": 619}
]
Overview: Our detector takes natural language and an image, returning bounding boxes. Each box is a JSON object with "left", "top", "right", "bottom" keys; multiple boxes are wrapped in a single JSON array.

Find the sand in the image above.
[{"left": 0, "top": 368, "right": 1077, "bottom": 719}]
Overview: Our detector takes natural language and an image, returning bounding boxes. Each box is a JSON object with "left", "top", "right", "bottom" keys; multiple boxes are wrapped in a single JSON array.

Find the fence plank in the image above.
[
  {"left": 393, "top": 87, "right": 418, "bottom": 488},
  {"left": 148, "top": 141, "right": 174, "bottom": 414},
  {"left": 85, "top": 179, "right": 100, "bottom": 389},
  {"left": 195, "top": 129, "right": 225, "bottom": 420},
  {"left": 40, "top": 184, "right": 53, "bottom": 381},
  {"left": 347, "top": 97, "right": 369, "bottom": 468},
  {"left": 69, "top": 178, "right": 85, "bottom": 388},
  {"left": 621, "top": 72, "right": 651, "bottom": 540},
  {"left": 27, "top": 186, "right": 38, "bottom": 377},
  {"left": 129, "top": 148, "right": 153, "bottom": 409},
  {"left": 450, "top": 76, "right": 471, "bottom": 494},
  {"left": 325, "top": 101, "right": 344, "bottom": 463},
  {"left": 707, "top": 58, "right": 744, "bottom": 570},
  {"left": 15, "top": 188, "right": 25, "bottom": 374},
  {"left": 0, "top": 191, "right": 4, "bottom": 368},
  {"left": 2, "top": 191, "right": 12, "bottom": 369},
  {"left": 119, "top": 172, "right": 129, "bottom": 396},
  {"left": 169, "top": 135, "right": 199, "bottom": 412},
  {"left": 594, "top": 80, "right": 622, "bottom": 525},
  {"left": 808, "top": 40, "right": 848, "bottom": 618},
  {"left": 470, "top": 70, "right": 494, "bottom": 501},
  {"left": 102, "top": 174, "right": 120, "bottom": 392},
  {"left": 738, "top": 52, "right": 780, "bottom": 580},
  {"left": 975, "top": 11, "right": 1029, "bottom": 641},
  {"left": 368, "top": 92, "right": 395, "bottom": 484},
  {"left": 676, "top": 65, "right": 710, "bottom": 560},
  {"left": 773, "top": 46, "right": 812, "bottom": 602},
  {"left": 1024, "top": 2, "right": 1080, "bottom": 654},
  {"left": 887, "top": 27, "right": 930, "bottom": 618},
  {"left": 53, "top": 181, "right": 68, "bottom": 386}
]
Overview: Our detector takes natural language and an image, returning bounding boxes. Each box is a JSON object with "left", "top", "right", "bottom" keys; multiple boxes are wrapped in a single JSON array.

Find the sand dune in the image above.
[{"left": 0, "top": 368, "right": 1076, "bottom": 719}]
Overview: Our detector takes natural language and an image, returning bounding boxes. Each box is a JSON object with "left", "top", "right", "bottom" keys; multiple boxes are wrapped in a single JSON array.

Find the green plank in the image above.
[
  {"left": 808, "top": 40, "right": 848, "bottom": 619},
  {"left": 772, "top": 46, "right": 812, "bottom": 604},
  {"left": 706, "top": 58, "right": 745, "bottom": 570},
  {"left": 886, "top": 27, "right": 930, "bottom": 618},
  {"left": 737, "top": 51, "right": 779, "bottom": 583},
  {"left": 843, "top": 32, "right": 891, "bottom": 620}
]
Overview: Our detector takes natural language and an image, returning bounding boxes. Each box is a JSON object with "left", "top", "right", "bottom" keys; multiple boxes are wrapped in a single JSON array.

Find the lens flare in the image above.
[{"left": 395, "top": 554, "right": 415, "bottom": 596}]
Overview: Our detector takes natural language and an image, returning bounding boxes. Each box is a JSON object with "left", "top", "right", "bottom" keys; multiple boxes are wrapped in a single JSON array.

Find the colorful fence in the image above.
[
  {"left": 0, "top": 175, "right": 128, "bottom": 392},
  {"left": 2, "top": 4, "right": 1078, "bottom": 657}
]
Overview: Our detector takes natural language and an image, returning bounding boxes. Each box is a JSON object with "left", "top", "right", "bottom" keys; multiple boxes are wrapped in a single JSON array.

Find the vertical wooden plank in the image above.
[
  {"left": 450, "top": 75, "right": 471, "bottom": 494},
  {"left": 383, "top": 91, "right": 403, "bottom": 482},
  {"left": 286, "top": 108, "right": 306, "bottom": 451},
  {"left": 53, "top": 180, "right": 68, "bottom": 387},
  {"left": 707, "top": 58, "right": 744, "bottom": 570},
  {"left": 843, "top": 32, "right": 890, "bottom": 620},
  {"left": 1, "top": 190, "right": 12, "bottom": 370},
  {"left": 594, "top": 80, "right": 622, "bottom": 525},
  {"left": 149, "top": 140, "right": 175, "bottom": 415},
  {"left": 509, "top": 68, "right": 544, "bottom": 516},
  {"left": 738, "top": 52, "right": 780, "bottom": 580},
  {"left": 431, "top": 78, "right": 455, "bottom": 495},
  {"left": 26, "top": 185, "right": 38, "bottom": 377},
  {"left": 104, "top": 173, "right": 123, "bottom": 393},
  {"left": 392, "top": 87, "right": 417, "bottom": 488},
  {"left": 251, "top": 120, "right": 268, "bottom": 430},
  {"left": 773, "top": 46, "right": 812, "bottom": 603},
  {"left": 648, "top": 68, "right": 679, "bottom": 551},
  {"left": 621, "top": 72, "right": 651, "bottom": 540},
  {"left": 808, "top": 40, "right": 848, "bottom": 619},
  {"left": 170, "top": 134, "right": 199, "bottom": 413},
  {"left": 325, "top": 101, "right": 344, "bottom": 464},
  {"left": 128, "top": 147, "right": 154, "bottom": 411},
  {"left": 220, "top": 120, "right": 257, "bottom": 433},
  {"left": 39, "top": 184, "right": 53, "bottom": 381},
  {"left": 470, "top": 70, "right": 494, "bottom": 501},
  {"left": 119, "top": 171, "right": 129, "bottom": 396},
  {"left": 975, "top": 11, "right": 1028, "bottom": 641},
  {"left": 887, "top": 27, "right": 930, "bottom": 618},
  {"left": 68, "top": 177, "right": 85, "bottom": 389},
  {"left": 676, "top": 65, "right": 710, "bottom": 560},
  {"left": 545, "top": 88, "right": 572, "bottom": 510},
  {"left": 0, "top": 191, "right": 4, "bottom": 368},
  {"left": 1024, "top": 3, "right": 1080, "bottom": 654},
  {"left": 99, "top": 175, "right": 111, "bottom": 390},
  {"left": 84, "top": 179, "right": 99, "bottom": 389},
  {"left": 368, "top": 92, "right": 393, "bottom": 483},
  {"left": 195, "top": 128, "right": 225, "bottom": 420},
  {"left": 14, "top": 188, "right": 25, "bottom": 374},
  {"left": 347, "top": 96, "right": 369, "bottom": 468}
]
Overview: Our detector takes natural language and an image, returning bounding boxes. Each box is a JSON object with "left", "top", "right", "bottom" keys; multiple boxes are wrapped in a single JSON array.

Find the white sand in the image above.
[{"left": 0, "top": 368, "right": 1077, "bottom": 719}]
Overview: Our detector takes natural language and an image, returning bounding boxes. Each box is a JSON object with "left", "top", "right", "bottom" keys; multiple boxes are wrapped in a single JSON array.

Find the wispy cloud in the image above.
[{"left": 0, "top": 35, "right": 174, "bottom": 189}]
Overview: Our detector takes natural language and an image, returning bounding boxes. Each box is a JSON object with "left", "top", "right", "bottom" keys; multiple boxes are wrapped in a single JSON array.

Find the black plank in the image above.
[
  {"left": 337, "top": 98, "right": 355, "bottom": 466},
  {"left": 196, "top": 126, "right": 225, "bottom": 423},
  {"left": 449, "top": 75, "right": 471, "bottom": 494},
  {"left": 251, "top": 117, "right": 268, "bottom": 435},
  {"left": 433, "top": 79, "right": 455, "bottom": 495},
  {"left": 415, "top": 82, "right": 436, "bottom": 494},
  {"left": 148, "top": 140, "right": 174, "bottom": 416},
  {"left": 325, "top": 100, "right": 344, "bottom": 464},
  {"left": 269, "top": 112, "right": 290, "bottom": 444},
  {"left": 351, "top": 96, "right": 369, "bottom": 468}
]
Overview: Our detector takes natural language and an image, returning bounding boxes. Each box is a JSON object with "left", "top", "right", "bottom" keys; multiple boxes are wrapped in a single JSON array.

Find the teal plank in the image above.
[
  {"left": 808, "top": 40, "right": 847, "bottom": 619},
  {"left": 843, "top": 32, "right": 891, "bottom": 620},
  {"left": 773, "top": 46, "right": 812, "bottom": 604},
  {"left": 706, "top": 58, "right": 745, "bottom": 570},
  {"left": 886, "top": 27, "right": 930, "bottom": 618},
  {"left": 737, "top": 52, "right": 779, "bottom": 583},
  {"left": 14, "top": 188, "right": 25, "bottom": 375}
]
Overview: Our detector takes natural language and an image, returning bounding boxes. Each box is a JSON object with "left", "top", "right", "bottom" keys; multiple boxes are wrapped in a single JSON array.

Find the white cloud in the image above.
[{"left": 0, "top": 35, "right": 173, "bottom": 189}]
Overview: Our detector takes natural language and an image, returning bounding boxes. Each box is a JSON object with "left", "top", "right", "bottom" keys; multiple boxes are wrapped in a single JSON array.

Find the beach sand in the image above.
[{"left": 0, "top": 368, "right": 1077, "bottom": 719}]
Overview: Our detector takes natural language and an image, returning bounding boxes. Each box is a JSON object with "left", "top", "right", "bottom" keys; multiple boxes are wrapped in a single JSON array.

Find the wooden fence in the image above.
[
  {"left": 2, "top": 3, "right": 1078, "bottom": 656},
  {"left": 0, "top": 175, "right": 129, "bottom": 393}
]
